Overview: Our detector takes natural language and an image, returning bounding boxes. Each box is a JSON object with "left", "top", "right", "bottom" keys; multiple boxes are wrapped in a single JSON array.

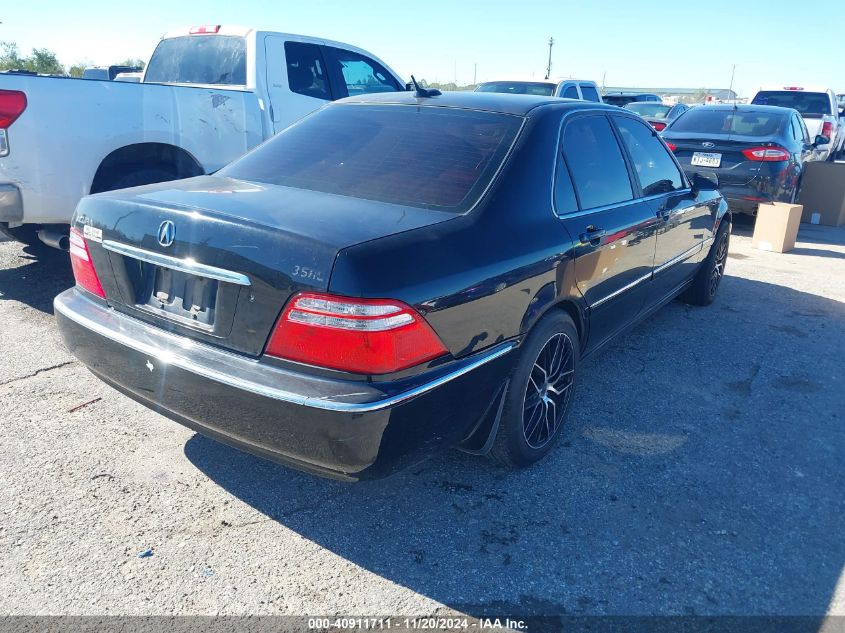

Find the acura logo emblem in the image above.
[
  {"left": 702, "top": 142, "right": 715, "bottom": 149},
  {"left": 157, "top": 220, "right": 175, "bottom": 247}
]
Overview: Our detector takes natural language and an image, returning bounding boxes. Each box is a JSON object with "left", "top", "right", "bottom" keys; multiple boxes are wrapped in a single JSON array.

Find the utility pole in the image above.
[{"left": 545, "top": 37, "right": 554, "bottom": 80}]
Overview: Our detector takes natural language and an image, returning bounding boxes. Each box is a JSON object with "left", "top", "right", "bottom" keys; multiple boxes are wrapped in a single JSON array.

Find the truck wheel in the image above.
[
  {"left": 106, "top": 167, "right": 177, "bottom": 192},
  {"left": 680, "top": 220, "right": 730, "bottom": 307},
  {"left": 488, "top": 312, "right": 579, "bottom": 467}
]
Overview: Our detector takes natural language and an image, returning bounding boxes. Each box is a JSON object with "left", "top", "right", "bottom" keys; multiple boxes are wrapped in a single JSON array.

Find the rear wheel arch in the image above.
[
  {"left": 90, "top": 143, "right": 205, "bottom": 194},
  {"left": 520, "top": 286, "right": 586, "bottom": 351}
]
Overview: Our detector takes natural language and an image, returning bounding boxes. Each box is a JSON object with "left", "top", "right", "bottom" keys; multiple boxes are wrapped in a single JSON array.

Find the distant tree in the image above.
[
  {"left": 0, "top": 42, "right": 25, "bottom": 71},
  {"left": 118, "top": 57, "right": 146, "bottom": 69},
  {"left": 416, "top": 78, "right": 477, "bottom": 92},
  {"left": 68, "top": 64, "right": 85, "bottom": 78},
  {"left": 0, "top": 41, "right": 64, "bottom": 74}
]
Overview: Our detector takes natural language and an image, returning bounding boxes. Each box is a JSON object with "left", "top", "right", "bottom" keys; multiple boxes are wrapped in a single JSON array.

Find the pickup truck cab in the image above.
[
  {"left": 751, "top": 86, "right": 844, "bottom": 161},
  {"left": 476, "top": 77, "right": 603, "bottom": 102},
  {"left": 0, "top": 25, "right": 404, "bottom": 248}
]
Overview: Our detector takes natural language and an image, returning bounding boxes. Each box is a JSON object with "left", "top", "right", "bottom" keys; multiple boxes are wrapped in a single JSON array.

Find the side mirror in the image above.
[
  {"left": 690, "top": 171, "right": 719, "bottom": 193},
  {"left": 405, "top": 82, "right": 414, "bottom": 92},
  {"left": 814, "top": 135, "right": 831, "bottom": 147}
]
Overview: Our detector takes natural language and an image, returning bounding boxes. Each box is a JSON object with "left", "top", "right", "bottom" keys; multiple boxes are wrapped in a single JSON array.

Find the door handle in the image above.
[{"left": 579, "top": 226, "right": 606, "bottom": 245}]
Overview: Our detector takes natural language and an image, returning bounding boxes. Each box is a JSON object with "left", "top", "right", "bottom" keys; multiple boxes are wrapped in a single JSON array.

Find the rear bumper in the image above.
[
  {"left": 54, "top": 289, "right": 516, "bottom": 480},
  {"left": 0, "top": 184, "right": 23, "bottom": 223}
]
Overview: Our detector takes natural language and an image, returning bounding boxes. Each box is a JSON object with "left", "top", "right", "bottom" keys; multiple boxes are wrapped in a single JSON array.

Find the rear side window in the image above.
[
  {"left": 221, "top": 105, "right": 522, "bottom": 213},
  {"left": 562, "top": 85, "right": 579, "bottom": 99},
  {"left": 144, "top": 35, "right": 246, "bottom": 85},
  {"left": 752, "top": 91, "right": 832, "bottom": 117},
  {"left": 476, "top": 81, "right": 556, "bottom": 96},
  {"left": 669, "top": 108, "right": 785, "bottom": 136},
  {"left": 328, "top": 47, "right": 400, "bottom": 97},
  {"left": 562, "top": 115, "right": 633, "bottom": 209},
  {"left": 614, "top": 117, "right": 684, "bottom": 196},
  {"left": 580, "top": 84, "right": 601, "bottom": 102},
  {"left": 284, "top": 42, "right": 331, "bottom": 100}
]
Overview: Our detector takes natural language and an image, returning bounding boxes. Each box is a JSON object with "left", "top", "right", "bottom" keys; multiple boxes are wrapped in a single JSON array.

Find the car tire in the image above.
[
  {"left": 107, "top": 167, "right": 177, "bottom": 192},
  {"left": 680, "top": 219, "right": 730, "bottom": 307},
  {"left": 488, "top": 311, "right": 579, "bottom": 468}
]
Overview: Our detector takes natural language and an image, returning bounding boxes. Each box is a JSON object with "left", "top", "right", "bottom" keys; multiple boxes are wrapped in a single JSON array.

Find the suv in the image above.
[
  {"left": 476, "top": 78, "right": 603, "bottom": 102},
  {"left": 603, "top": 92, "right": 662, "bottom": 107},
  {"left": 751, "top": 86, "right": 844, "bottom": 161}
]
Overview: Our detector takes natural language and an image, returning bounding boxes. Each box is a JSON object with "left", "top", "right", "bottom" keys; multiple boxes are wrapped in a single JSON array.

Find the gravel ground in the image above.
[{"left": 0, "top": 220, "right": 843, "bottom": 618}]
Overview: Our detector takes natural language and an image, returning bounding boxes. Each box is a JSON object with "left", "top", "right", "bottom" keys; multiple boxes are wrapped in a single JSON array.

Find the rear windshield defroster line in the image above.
[{"left": 220, "top": 104, "right": 524, "bottom": 213}]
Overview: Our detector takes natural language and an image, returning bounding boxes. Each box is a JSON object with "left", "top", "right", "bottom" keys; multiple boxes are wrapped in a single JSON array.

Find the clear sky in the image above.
[{"left": 2, "top": 0, "right": 842, "bottom": 97}]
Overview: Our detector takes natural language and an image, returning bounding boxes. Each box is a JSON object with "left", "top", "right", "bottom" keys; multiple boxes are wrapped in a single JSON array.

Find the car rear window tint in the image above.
[
  {"left": 144, "top": 35, "right": 246, "bottom": 85},
  {"left": 669, "top": 108, "right": 785, "bottom": 136},
  {"left": 751, "top": 91, "right": 832, "bottom": 117},
  {"left": 221, "top": 105, "right": 522, "bottom": 212},
  {"left": 477, "top": 81, "right": 556, "bottom": 96},
  {"left": 563, "top": 115, "right": 633, "bottom": 209}
]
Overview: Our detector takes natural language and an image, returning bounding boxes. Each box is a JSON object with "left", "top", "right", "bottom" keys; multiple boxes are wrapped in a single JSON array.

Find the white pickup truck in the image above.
[
  {"left": 0, "top": 25, "right": 405, "bottom": 248},
  {"left": 751, "top": 86, "right": 845, "bottom": 161}
]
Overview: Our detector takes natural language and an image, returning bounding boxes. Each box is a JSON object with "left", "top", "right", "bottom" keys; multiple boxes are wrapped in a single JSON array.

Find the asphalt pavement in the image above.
[{"left": 0, "top": 220, "right": 843, "bottom": 618}]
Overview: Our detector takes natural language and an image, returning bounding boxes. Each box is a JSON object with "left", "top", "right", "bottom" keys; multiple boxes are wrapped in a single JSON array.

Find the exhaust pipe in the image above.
[{"left": 37, "top": 229, "right": 69, "bottom": 251}]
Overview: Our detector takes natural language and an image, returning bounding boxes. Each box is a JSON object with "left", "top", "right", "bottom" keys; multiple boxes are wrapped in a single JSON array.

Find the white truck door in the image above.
[{"left": 264, "top": 36, "right": 333, "bottom": 134}]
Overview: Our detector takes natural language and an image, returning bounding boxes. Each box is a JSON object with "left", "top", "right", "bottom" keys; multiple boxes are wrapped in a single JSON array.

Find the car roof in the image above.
[
  {"left": 756, "top": 85, "right": 833, "bottom": 94},
  {"left": 335, "top": 91, "right": 616, "bottom": 116}
]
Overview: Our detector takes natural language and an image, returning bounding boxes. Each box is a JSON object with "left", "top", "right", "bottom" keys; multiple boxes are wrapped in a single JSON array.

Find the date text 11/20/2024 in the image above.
[{"left": 307, "top": 618, "right": 527, "bottom": 630}]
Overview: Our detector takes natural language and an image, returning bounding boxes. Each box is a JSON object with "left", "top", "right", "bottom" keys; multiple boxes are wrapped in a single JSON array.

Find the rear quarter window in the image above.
[
  {"left": 220, "top": 105, "right": 523, "bottom": 213},
  {"left": 144, "top": 35, "right": 246, "bottom": 85}
]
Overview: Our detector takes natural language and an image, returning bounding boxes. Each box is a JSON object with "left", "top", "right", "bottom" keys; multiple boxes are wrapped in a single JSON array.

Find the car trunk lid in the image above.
[
  {"left": 666, "top": 133, "right": 775, "bottom": 186},
  {"left": 75, "top": 175, "right": 455, "bottom": 356}
]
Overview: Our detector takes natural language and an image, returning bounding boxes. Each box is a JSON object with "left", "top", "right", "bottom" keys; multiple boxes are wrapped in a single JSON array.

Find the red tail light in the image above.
[
  {"left": 665, "top": 142, "right": 677, "bottom": 152},
  {"left": 651, "top": 121, "right": 667, "bottom": 131},
  {"left": 741, "top": 146, "right": 790, "bottom": 162},
  {"left": 265, "top": 292, "right": 448, "bottom": 374},
  {"left": 69, "top": 228, "right": 105, "bottom": 298},
  {"left": 821, "top": 121, "right": 833, "bottom": 139},
  {"left": 0, "top": 90, "right": 27, "bottom": 128}
]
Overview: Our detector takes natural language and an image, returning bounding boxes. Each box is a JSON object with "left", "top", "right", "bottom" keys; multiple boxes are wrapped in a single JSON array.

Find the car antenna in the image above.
[{"left": 410, "top": 75, "right": 441, "bottom": 98}]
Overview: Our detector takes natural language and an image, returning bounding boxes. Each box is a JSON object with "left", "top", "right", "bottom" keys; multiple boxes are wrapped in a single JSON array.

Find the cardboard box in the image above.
[
  {"left": 752, "top": 202, "right": 803, "bottom": 253},
  {"left": 797, "top": 162, "right": 845, "bottom": 227}
]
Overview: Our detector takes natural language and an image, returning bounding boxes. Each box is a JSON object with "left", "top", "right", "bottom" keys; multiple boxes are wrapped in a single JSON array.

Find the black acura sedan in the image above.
[
  {"left": 56, "top": 92, "right": 730, "bottom": 480},
  {"left": 662, "top": 104, "right": 827, "bottom": 215}
]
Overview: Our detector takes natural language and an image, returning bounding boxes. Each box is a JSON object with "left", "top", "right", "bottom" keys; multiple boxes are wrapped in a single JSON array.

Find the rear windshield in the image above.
[
  {"left": 477, "top": 81, "right": 556, "bottom": 96},
  {"left": 669, "top": 108, "right": 785, "bottom": 137},
  {"left": 220, "top": 105, "right": 523, "bottom": 212},
  {"left": 625, "top": 103, "right": 671, "bottom": 118},
  {"left": 144, "top": 35, "right": 246, "bottom": 85},
  {"left": 751, "top": 91, "right": 831, "bottom": 117}
]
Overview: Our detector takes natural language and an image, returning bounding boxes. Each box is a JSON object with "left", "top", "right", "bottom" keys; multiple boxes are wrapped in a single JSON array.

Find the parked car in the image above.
[
  {"left": 662, "top": 104, "right": 826, "bottom": 215},
  {"left": 751, "top": 86, "right": 844, "bottom": 161},
  {"left": 55, "top": 92, "right": 730, "bottom": 480},
  {"left": 0, "top": 25, "right": 404, "bottom": 249},
  {"left": 113, "top": 72, "right": 143, "bottom": 83},
  {"left": 476, "top": 78, "right": 603, "bottom": 102},
  {"left": 602, "top": 92, "right": 661, "bottom": 107},
  {"left": 624, "top": 102, "right": 689, "bottom": 131},
  {"left": 81, "top": 65, "right": 143, "bottom": 81}
]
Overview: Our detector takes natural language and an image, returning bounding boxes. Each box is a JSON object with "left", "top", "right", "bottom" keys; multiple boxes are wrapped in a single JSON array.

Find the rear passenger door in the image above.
[
  {"left": 265, "top": 37, "right": 334, "bottom": 133},
  {"left": 555, "top": 113, "right": 660, "bottom": 351},
  {"left": 612, "top": 114, "right": 712, "bottom": 299}
]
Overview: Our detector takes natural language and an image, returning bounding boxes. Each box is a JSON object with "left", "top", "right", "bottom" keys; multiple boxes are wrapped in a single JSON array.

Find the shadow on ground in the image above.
[
  {"left": 0, "top": 242, "right": 73, "bottom": 313},
  {"left": 185, "top": 275, "right": 845, "bottom": 617}
]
